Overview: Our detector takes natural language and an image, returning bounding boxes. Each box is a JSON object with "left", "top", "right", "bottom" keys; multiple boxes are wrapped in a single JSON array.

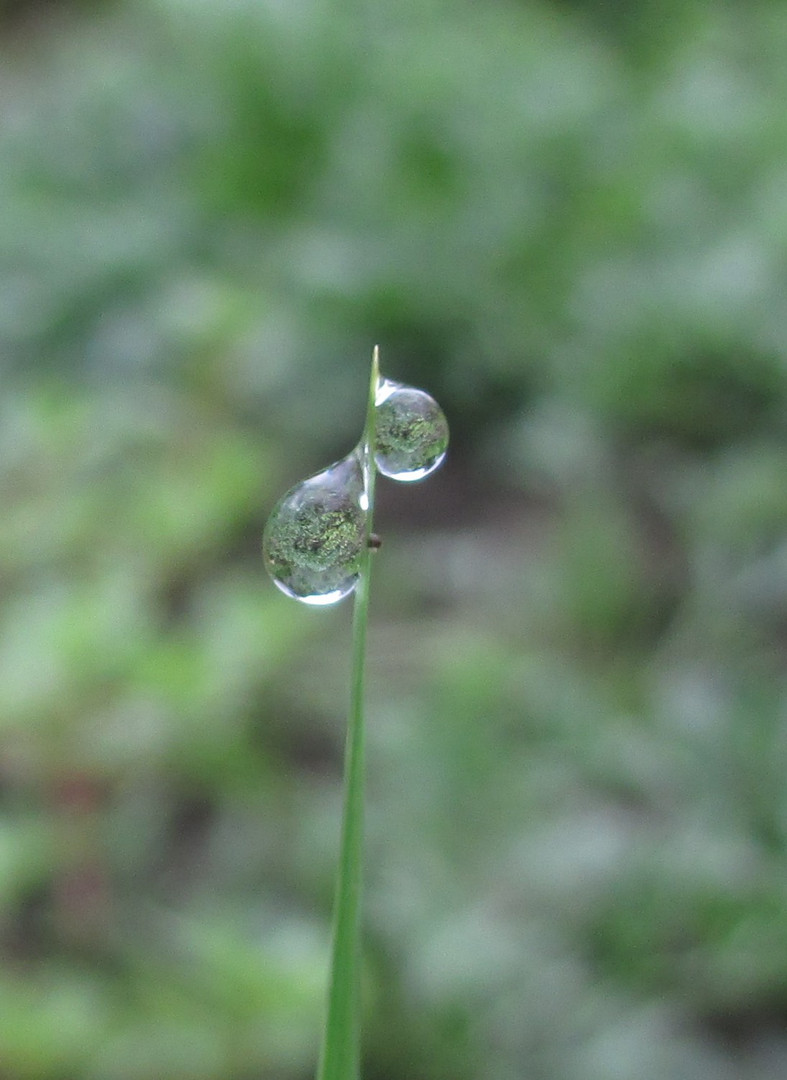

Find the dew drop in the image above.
[
  {"left": 262, "top": 450, "right": 367, "bottom": 605},
  {"left": 374, "top": 378, "right": 449, "bottom": 482}
]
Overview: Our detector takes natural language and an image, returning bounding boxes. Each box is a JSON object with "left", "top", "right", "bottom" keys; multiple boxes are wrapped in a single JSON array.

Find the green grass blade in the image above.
[{"left": 316, "top": 347, "right": 379, "bottom": 1080}]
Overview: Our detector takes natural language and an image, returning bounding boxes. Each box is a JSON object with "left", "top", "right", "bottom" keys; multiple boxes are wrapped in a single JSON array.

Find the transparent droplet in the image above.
[
  {"left": 263, "top": 450, "right": 367, "bottom": 605},
  {"left": 374, "top": 378, "right": 449, "bottom": 481}
]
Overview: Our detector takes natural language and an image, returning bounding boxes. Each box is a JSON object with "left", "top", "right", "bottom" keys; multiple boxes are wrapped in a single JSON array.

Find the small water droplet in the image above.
[
  {"left": 374, "top": 378, "right": 449, "bottom": 482},
  {"left": 263, "top": 450, "right": 367, "bottom": 605}
]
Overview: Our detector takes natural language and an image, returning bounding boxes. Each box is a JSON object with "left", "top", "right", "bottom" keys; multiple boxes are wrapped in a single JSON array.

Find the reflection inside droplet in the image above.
[
  {"left": 374, "top": 378, "right": 449, "bottom": 482},
  {"left": 262, "top": 450, "right": 367, "bottom": 605}
]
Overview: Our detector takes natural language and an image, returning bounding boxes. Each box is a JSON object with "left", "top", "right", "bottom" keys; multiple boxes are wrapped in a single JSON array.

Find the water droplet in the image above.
[
  {"left": 374, "top": 378, "right": 449, "bottom": 482},
  {"left": 263, "top": 451, "right": 367, "bottom": 605}
]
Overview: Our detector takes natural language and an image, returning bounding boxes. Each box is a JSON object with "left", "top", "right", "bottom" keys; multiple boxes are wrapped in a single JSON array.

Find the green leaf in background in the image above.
[{"left": 3, "top": 1, "right": 787, "bottom": 1078}]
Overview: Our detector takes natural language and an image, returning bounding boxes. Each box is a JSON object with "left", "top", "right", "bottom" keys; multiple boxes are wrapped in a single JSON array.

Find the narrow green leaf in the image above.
[{"left": 316, "top": 347, "right": 379, "bottom": 1080}]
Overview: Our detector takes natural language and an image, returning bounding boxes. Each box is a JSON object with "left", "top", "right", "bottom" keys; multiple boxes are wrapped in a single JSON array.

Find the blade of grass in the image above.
[{"left": 316, "top": 346, "right": 380, "bottom": 1080}]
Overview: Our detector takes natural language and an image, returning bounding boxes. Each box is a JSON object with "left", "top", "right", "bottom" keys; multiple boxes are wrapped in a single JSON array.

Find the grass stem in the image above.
[{"left": 316, "top": 347, "right": 379, "bottom": 1080}]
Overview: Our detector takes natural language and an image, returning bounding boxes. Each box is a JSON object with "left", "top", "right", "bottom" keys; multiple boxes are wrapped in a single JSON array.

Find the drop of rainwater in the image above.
[
  {"left": 262, "top": 450, "right": 367, "bottom": 606},
  {"left": 263, "top": 364, "right": 449, "bottom": 604},
  {"left": 374, "top": 378, "right": 449, "bottom": 482}
]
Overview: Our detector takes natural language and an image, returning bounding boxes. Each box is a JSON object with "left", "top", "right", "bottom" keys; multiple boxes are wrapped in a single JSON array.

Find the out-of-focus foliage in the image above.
[{"left": 2, "top": 0, "right": 787, "bottom": 1078}]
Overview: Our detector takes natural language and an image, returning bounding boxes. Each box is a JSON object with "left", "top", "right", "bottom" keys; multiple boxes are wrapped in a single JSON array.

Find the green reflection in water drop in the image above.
[
  {"left": 374, "top": 378, "right": 449, "bottom": 482},
  {"left": 263, "top": 450, "right": 366, "bottom": 605}
]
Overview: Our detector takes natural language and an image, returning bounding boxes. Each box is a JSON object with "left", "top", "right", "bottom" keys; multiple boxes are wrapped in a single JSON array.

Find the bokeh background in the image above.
[{"left": 3, "top": 0, "right": 787, "bottom": 1077}]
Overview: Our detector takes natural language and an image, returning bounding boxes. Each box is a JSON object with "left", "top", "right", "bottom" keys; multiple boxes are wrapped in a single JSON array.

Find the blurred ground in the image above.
[{"left": 2, "top": 1, "right": 787, "bottom": 1078}]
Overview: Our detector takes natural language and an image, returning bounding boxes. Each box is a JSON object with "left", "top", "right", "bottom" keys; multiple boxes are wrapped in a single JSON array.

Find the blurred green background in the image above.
[{"left": 2, "top": 0, "right": 787, "bottom": 1077}]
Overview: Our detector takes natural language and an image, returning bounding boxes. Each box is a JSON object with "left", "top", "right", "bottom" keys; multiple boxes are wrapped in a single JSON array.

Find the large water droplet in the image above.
[
  {"left": 263, "top": 451, "right": 367, "bottom": 605},
  {"left": 374, "top": 378, "right": 449, "bottom": 482}
]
